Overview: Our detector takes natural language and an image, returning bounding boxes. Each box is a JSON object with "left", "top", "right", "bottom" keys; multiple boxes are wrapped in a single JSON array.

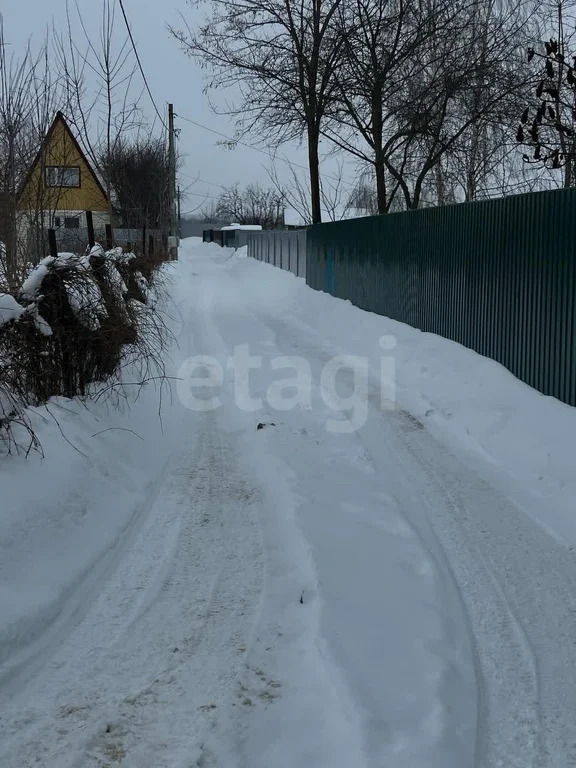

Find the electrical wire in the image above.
[
  {"left": 176, "top": 114, "right": 356, "bottom": 190},
  {"left": 183, "top": 190, "right": 220, "bottom": 200},
  {"left": 111, "top": 7, "right": 357, "bottom": 195},
  {"left": 178, "top": 171, "right": 227, "bottom": 189},
  {"left": 117, "top": 0, "right": 168, "bottom": 131},
  {"left": 177, "top": 115, "right": 311, "bottom": 171}
]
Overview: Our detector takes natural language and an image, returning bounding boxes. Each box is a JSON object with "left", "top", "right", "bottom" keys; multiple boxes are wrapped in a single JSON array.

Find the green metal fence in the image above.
[
  {"left": 307, "top": 188, "right": 576, "bottom": 406},
  {"left": 244, "top": 230, "right": 307, "bottom": 278}
]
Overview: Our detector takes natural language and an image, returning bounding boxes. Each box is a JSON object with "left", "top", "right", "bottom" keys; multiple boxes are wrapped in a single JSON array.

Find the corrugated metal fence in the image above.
[
  {"left": 240, "top": 230, "right": 307, "bottom": 279},
  {"left": 203, "top": 229, "right": 236, "bottom": 247},
  {"left": 307, "top": 188, "right": 576, "bottom": 407}
]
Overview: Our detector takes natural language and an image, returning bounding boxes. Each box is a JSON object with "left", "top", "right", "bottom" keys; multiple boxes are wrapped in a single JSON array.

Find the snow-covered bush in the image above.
[
  {"left": 107, "top": 245, "right": 163, "bottom": 305},
  {"left": 0, "top": 243, "right": 170, "bottom": 451}
]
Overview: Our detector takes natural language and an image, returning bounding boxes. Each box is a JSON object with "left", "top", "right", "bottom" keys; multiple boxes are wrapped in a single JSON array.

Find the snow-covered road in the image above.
[
  {"left": 2, "top": 238, "right": 576, "bottom": 767},
  {"left": 0, "top": 406, "right": 266, "bottom": 767}
]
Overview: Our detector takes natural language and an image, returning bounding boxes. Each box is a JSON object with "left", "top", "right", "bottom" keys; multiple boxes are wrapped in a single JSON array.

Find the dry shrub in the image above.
[
  {"left": 0, "top": 309, "right": 48, "bottom": 454},
  {"left": 112, "top": 248, "right": 168, "bottom": 304}
]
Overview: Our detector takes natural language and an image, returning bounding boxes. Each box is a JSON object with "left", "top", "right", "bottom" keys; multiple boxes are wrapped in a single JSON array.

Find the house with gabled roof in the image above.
[{"left": 17, "top": 111, "right": 111, "bottom": 255}]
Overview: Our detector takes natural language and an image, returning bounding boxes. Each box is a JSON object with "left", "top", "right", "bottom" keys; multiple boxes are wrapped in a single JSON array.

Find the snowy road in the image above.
[
  {"left": 0, "top": 406, "right": 265, "bottom": 767},
  {"left": 2, "top": 238, "right": 576, "bottom": 767}
]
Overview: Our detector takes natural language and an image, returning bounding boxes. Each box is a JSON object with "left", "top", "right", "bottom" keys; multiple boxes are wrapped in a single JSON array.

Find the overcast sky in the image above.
[{"left": 6, "top": 0, "right": 343, "bottom": 216}]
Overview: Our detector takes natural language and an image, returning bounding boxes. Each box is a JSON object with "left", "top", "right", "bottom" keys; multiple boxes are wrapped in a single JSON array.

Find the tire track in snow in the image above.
[
  {"left": 256, "top": 311, "right": 576, "bottom": 767},
  {"left": 0, "top": 410, "right": 265, "bottom": 768},
  {"left": 181, "top": 276, "right": 371, "bottom": 768},
  {"left": 0, "top": 450, "right": 175, "bottom": 697},
  {"left": 373, "top": 413, "right": 545, "bottom": 768}
]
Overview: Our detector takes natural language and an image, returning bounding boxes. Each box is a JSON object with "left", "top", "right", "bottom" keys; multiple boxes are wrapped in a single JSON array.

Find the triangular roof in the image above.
[{"left": 17, "top": 111, "right": 109, "bottom": 204}]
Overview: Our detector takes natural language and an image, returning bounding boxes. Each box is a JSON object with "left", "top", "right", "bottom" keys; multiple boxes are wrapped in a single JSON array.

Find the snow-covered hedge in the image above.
[{"left": 0, "top": 243, "right": 168, "bottom": 451}]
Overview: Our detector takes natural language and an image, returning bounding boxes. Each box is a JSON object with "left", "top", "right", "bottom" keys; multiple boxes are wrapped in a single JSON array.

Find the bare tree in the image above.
[
  {"left": 345, "top": 173, "right": 379, "bottom": 214},
  {"left": 212, "top": 183, "right": 285, "bottom": 228},
  {"left": 323, "top": 0, "right": 438, "bottom": 212},
  {"left": 0, "top": 16, "right": 62, "bottom": 285},
  {"left": 171, "top": 0, "right": 346, "bottom": 223},
  {"left": 267, "top": 159, "right": 350, "bottom": 223},
  {"left": 54, "top": 0, "right": 144, "bottom": 214},
  {"left": 324, "top": 0, "right": 535, "bottom": 211},
  {"left": 101, "top": 137, "right": 170, "bottom": 229},
  {"left": 267, "top": 163, "right": 315, "bottom": 225}
]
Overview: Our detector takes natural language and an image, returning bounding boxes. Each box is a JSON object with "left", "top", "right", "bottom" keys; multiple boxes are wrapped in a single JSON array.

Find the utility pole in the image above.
[{"left": 168, "top": 103, "right": 178, "bottom": 260}]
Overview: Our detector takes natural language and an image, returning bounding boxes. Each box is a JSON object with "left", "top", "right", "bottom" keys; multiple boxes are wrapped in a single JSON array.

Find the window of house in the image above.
[
  {"left": 53, "top": 216, "right": 62, "bottom": 228},
  {"left": 45, "top": 166, "right": 80, "bottom": 188},
  {"left": 64, "top": 217, "right": 80, "bottom": 229}
]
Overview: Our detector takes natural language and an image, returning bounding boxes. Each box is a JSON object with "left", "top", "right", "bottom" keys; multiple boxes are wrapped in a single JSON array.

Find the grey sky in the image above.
[{"left": 6, "top": 0, "right": 327, "bottom": 215}]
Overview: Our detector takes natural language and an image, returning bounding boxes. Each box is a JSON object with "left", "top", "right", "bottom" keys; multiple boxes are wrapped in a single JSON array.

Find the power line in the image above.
[
  {"left": 177, "top": 114, "right": 356, "bottom": 190},
  {"left": 178, "top": 171, "right": 226, "bottom": 190},
  {"left": 177, "top": 115, "right": 310, "bottom": 169},
  {"left": 180, "top": 209, "right": 211, "bottom": 217},
  {"left": 117, "top": 0, "right": 168, "bottom": 131},
  {"left": 184, "top": 190, "right": 219, "bottom": 200}
]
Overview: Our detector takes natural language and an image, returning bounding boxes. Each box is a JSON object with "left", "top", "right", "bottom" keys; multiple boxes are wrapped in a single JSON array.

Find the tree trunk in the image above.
[
  {"left": 435, "top": 162, "right": 446, "bottom": 206},
  {"left": 375, "top": 158, "right": 387, "bottom": 214},
  {"left": 372, "top": 85, "right": 386, "bottom": 214},
  {"left": 308, "top": 125, "right": 322, "bottom": 224},
  {"left": 4, "top": 138, "right": 18, "bottom": 289}
]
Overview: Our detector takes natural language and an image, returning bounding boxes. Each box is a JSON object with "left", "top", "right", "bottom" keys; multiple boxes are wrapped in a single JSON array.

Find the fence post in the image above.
[
  {"left": 48, "top": 228, "right": 58, "bottom": 258},
  {"left": 105, "top": 223, "right": 113, "bottom": 251},
  {"left": 142, "top": 224, "right": 147, "bottom": 255},
  {"left": 149, "top": 234, "right": 154, "bottom": 255},
  {"left": 86, "top": 210, "right": 95, "bottom": 249},
  {"left": 126, "top": 241, "right": 132, "bottom": 254}
]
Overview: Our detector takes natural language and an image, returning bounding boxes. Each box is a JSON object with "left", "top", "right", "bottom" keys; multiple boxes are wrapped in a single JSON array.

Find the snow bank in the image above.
[{"left": 227, "top": 250, "right": 576, "bottom": 544}]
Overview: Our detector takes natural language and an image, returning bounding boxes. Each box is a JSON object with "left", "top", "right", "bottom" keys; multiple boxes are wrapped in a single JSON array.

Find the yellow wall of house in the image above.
[{"left": 19, "top": 117, "right": 109, "bottom": 214}]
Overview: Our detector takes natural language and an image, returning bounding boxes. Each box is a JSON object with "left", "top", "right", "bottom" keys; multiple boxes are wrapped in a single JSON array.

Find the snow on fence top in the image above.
[{"left": 220, "top": 224, "right": 263, "bottom": 231}]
